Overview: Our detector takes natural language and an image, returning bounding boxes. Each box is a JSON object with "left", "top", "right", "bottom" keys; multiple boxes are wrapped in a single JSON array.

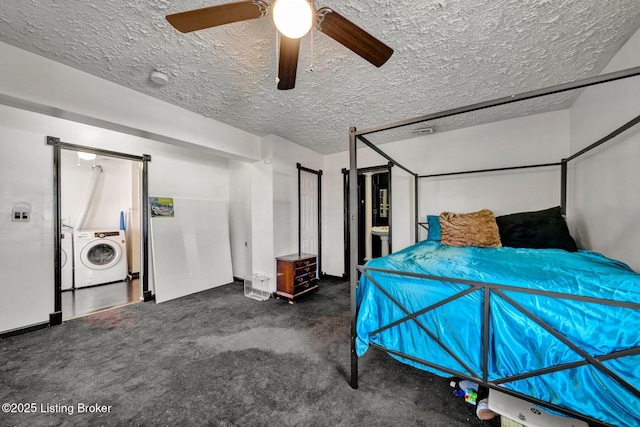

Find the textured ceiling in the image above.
[{"left": 1, "top": 1, "right": 639, "bottom": 154}]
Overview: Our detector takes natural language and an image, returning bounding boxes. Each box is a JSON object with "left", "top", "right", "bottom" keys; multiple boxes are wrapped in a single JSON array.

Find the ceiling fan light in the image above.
[{"left": 272, "top": 0, "right": 314, "bottom": 39}]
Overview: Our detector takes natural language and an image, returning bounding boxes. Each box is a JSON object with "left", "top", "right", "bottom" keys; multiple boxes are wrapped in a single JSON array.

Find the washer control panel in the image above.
[{"left": 95, "top": 231, "right": 121, "bottom": 238}]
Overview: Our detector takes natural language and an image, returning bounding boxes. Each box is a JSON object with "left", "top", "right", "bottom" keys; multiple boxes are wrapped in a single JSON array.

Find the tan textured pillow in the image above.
[{"left": 439, "top": 209, "right": 502, "bottom": 248}]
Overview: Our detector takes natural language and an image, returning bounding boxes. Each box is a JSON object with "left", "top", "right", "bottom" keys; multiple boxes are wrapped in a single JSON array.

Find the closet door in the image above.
[
  {"left": 300, "top": 170, "right": 318, "bottom": 254},
  {"left": 297, "top": 164, "right": 322, "bottom": 274}
]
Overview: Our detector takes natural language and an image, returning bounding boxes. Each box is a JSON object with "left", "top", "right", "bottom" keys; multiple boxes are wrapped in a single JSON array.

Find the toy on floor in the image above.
[{"left": 450, "top": 379, "right": 496, "bottom": 421}]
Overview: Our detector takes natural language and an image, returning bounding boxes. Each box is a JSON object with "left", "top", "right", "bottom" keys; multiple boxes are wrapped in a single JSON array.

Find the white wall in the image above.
[
  {"left": 228, "top": 159, "right": 253, "bottom": 280},
  {"left": 391, "top": 166, "right": 416, "bottom": 249},
  {"left": 248, "top": 135, "right": 324, "bottom": 291},
  {"left": 322, "top": 110, "right": 569, "bottom": 277},
  {"left": 250, "top": 138, "right": 275, "bottom": 287},
  {"left": 61, "top": 150, "right": 133, "bottom": 230},
  {"left": 147, "top": 151, "right": 229, "bottom": 199},
  {"left": 128, "top": 162, "right": 141, "bottom": 275},
  {"left": 321, "top": 154, "right": 347, "bottom": 278},
  {"left": 569, "top": 29, "right": 640, "bottom": 271},
  {"left": 0, "top": 126, "right": 55, "bottom": 333}
]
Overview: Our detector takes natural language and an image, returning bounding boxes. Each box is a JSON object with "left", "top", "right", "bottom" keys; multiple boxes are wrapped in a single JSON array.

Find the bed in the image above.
[
  {"left": 347, "top": 67, "right": 640, "bottom": 427},
  {"left": 356, "top": 236, "right": 640, "bottom": 427}
]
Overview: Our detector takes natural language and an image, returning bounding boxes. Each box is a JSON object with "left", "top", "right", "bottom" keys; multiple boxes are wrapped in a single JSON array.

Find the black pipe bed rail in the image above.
[
  {"left": 566, "top": 113, "right": 640, "bottom": 162},
  {"left": 355, "top": 66, "right": 640, "bottom": 138},
  {"left": 495, "top": 288, "right": 639, "bottom": 399},
  {"left": 418, "top": 161, "right": 562, "bottom": 179},
  {"left": 359, "top": 267, "right": 479, "bottom": 378},
  {"left": 356, "top": 135, "right": 417, "bottom": 177},
  {"left": 493, "top": 346, "right": 640, "bottom": 386}
]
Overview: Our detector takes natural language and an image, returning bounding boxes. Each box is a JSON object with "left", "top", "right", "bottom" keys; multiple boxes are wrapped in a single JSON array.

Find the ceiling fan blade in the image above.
[
  {"left": 277, "top": 35, "right": 300, "bottom": 90},
  {"left": 316, "top": 7, "right": 393, "bottom": 67},
  {"left": 166, "top": 0, "right": 268, "bottom": 34}
]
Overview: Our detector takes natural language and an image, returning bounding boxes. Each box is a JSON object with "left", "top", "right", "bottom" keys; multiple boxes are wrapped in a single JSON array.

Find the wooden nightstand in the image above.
[{"left": 275, "top": 253, "right": 318, "bottom": 303}]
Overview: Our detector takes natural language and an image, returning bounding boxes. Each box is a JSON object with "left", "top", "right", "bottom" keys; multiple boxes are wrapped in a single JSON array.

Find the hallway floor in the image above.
[{"left": 62, "top": 278, "right": 140, "bottom": 320}]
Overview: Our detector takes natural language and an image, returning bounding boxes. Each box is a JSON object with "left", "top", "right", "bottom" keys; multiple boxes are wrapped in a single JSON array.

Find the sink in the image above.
[
  {"left": 371, "top": 226, "right": 389, "bottom": 236},
  {"left": 371, "top": 226, "right": 390, "bottom": 256}
]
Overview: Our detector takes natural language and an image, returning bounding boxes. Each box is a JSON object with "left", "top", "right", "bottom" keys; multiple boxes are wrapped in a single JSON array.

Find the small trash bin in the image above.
[{"left": 244, "top": 274, "right": 271, "bottom": 301}]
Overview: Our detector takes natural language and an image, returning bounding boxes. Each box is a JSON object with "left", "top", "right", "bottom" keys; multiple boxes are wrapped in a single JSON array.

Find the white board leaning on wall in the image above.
[{"left": 150, "top": 198, "right": 233, "bottom": 303}]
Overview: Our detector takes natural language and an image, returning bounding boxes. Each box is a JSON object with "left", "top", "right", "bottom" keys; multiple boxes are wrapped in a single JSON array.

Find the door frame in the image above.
[
  {"left": 297, "top": 163, "right": 322, "bottom": 276},
  {"left": 48, "top": 136, "right": 151, "bottom": 326},
  {"left": 342, "top": 163, "right": 392, "bottom": 280}
]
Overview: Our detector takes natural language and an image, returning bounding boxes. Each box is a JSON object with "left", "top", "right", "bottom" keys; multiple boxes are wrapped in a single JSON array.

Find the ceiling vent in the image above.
[{"left": 411, "top": 126, "right": 434, "bottom": 135}]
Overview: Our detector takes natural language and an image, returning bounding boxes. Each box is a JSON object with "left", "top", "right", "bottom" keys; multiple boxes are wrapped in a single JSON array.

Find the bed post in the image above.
[
  {"left": 349, "top": 127, "right": 359, "bottom": 389},
  {"left": 560, "top": 159, "right": 567, "bottom": 215},
  {"left": 414, "top": 174, "right": 419, "bottom": 243}
]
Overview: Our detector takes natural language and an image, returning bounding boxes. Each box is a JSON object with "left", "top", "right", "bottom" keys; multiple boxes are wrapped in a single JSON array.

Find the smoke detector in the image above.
[{"left": 149, "top": 70, "right": 169, "bottom": 85}]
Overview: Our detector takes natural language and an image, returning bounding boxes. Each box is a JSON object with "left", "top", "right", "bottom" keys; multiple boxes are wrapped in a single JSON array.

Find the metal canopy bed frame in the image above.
[{"left": 347, "top": 66, "right": 640, "bottom": 427}]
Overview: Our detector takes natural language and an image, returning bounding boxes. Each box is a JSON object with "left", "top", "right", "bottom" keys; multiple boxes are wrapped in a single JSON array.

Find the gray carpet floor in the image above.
[{"left": 1, "top": 279, "right": 503, "bottom": 426}]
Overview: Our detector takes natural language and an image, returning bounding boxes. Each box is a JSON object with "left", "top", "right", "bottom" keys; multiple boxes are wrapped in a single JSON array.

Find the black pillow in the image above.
[{"left": 495, "top": 206, "right": 578, "bottom": 252}]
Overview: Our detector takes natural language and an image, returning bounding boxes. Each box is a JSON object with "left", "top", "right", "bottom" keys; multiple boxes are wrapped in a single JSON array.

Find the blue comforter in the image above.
[{"left": 356, "top": 241, "right": 640, "bottom": 427}]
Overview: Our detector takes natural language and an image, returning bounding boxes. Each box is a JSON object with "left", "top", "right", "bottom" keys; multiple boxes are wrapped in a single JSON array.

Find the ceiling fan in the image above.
[{"left": 166, "top": 0, "right": 393, "bottom": 90}]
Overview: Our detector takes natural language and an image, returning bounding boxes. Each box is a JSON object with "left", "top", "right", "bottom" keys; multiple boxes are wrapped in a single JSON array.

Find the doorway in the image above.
[
  {"left": 49, "top": 136, "right": 150, "bottom": 325},
  {"left": 343, "top": 164, "right": 391, "bottom": 278},
  {"left": 59, "top": 149, "right": 142, "bottom": 319}
]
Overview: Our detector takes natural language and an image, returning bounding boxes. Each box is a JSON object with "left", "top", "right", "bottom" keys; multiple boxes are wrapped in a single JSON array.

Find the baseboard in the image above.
[
  {"left": 0, "top": 321, "right": 49, "bottom": 339},
  {"left": 321, "top": 273, "right": 347, "bottom": 281}
]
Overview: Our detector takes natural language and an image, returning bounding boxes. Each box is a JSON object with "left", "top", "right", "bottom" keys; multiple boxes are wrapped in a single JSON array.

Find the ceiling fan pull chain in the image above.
[
  {"left": 310, "top": 28, "right": 314, "bottom": 72},
  {"left": 309, "top": 0, "right": 317, "bottom": 72},
  {"left": 275, "top": 30, "right": 280, "bottom": 84}
]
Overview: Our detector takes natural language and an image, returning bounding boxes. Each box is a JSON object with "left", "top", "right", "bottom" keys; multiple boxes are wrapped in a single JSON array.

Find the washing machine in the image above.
[
  {"left": 61, "top": 230, "right": 73, "bottom": 290},
  {"left": 74, "top": 230, "right": 127, "bottom": 288}
]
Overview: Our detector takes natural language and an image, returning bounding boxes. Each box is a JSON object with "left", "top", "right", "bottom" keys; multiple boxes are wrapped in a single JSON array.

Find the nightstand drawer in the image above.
[
  {"left": 293, "top": 272, "right": 314, "bottom": 286},
  {"left": 293, "top": 258, "right": 315, "bottom": 270},
  {"left": 294, "top": 278, "right": 318, "bottom": 295},
  {"left": 294, "top": 263, "right": 316, "bottom": 276}
]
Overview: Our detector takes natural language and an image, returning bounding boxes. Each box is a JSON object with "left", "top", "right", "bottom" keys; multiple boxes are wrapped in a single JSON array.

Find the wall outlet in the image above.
[{"left": 11, "top": 208, "right": 30, "bottom": 222}]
